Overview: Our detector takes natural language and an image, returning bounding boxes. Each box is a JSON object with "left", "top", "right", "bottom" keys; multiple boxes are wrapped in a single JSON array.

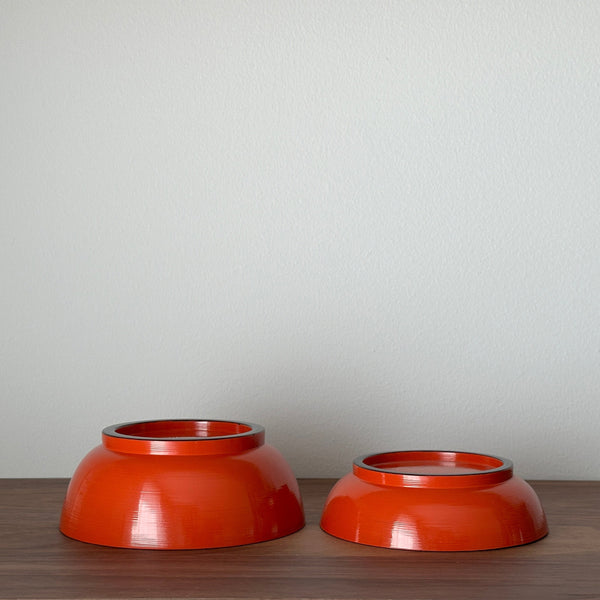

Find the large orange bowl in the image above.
[
  {"left": 320, "top": 450, "right": 548, "bottom": 551},
  {"left": 60, "top": 419, "right": 304, "bottom": 549}
]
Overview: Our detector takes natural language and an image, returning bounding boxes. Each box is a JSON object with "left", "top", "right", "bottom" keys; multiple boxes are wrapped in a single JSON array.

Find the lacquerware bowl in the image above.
[
  {"left": 60, "top": 419, "right": 304, "bottom": 549},
  {"left": 320, "top": 450, "right": 548, "bottom": 551}
]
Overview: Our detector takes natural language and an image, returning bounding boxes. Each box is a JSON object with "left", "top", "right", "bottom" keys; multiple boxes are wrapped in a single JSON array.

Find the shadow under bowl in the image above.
[
  {"left": 60, "top": 419, "right": 304, "bottom": 549},
  {"left": 320, "top": 450, "right": 548, "bottom": 551}
]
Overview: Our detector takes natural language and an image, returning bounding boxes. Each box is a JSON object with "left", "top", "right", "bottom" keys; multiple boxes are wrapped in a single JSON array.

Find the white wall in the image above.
[{"left": 2, "top": 1, "right": 599, "bottom": 479}]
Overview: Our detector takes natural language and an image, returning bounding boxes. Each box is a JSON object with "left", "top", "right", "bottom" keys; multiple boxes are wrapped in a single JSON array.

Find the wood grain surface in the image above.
[{"left": 1, "top": 479, "right": 599, "bottom": 599}]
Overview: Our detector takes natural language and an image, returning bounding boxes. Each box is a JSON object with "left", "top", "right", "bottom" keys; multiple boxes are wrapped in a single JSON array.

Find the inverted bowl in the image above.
[
  {"left": 60, "top": 419, "right": 304, "bottom": 549},
  {"left": 320, "top": 450, "right": 548, "bottom": 551}
]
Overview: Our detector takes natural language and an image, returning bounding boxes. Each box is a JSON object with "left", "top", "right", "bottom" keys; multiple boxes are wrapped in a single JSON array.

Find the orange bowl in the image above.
[
  {"left": 320, "top": 450, "right": 548, "bottom": 551},
  {"left": 60, "top": 419, "right": 304, "bottom": 549}
]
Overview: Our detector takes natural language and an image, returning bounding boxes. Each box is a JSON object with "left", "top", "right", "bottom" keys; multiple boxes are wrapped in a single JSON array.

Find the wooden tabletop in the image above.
[{"left": 1, "top": 478, "right": 599, "bottom": 599}]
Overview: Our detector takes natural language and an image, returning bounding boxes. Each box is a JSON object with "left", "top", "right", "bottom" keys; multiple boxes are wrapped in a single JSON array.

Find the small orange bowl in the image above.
[
  {"left": 60, "top": 419, "right": 304, "bottom": 549},
  {"left": 320, "top": 450, "right": 548, "bottom": 551}
]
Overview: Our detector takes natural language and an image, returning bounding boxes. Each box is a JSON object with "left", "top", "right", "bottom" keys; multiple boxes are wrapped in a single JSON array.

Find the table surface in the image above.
[{"left": 1, "top": 478, "right": 599, "bottom": 600}]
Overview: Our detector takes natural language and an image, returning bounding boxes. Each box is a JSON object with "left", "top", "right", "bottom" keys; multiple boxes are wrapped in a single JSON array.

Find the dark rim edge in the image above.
[
  {"left": 353, "top": 450, "right": 513, "bottom": 477},
  {"left": 102, "top": 419, "right": 264, "bottom": 442}
]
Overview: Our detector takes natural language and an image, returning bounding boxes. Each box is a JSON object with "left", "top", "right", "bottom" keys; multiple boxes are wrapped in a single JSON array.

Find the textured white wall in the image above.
[{"left": 2, "top": 1, "right": 599, "bottom": 479}]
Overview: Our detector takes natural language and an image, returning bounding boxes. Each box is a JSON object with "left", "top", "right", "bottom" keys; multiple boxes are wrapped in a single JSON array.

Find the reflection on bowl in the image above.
[
  {"left": 60, "top": 419, "right": 304, "bottom": 549},
  {"left": 320, "top": 450, "right": 548, "bottom": 551}
]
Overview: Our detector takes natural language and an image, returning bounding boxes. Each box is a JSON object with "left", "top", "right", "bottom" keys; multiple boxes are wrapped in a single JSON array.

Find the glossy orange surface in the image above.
[
  {"left": 320, "top": 450, "right": 548, "bottom": 551},
  {"left": 60, "top": 420, "right": 304, "bottom": 549}
]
